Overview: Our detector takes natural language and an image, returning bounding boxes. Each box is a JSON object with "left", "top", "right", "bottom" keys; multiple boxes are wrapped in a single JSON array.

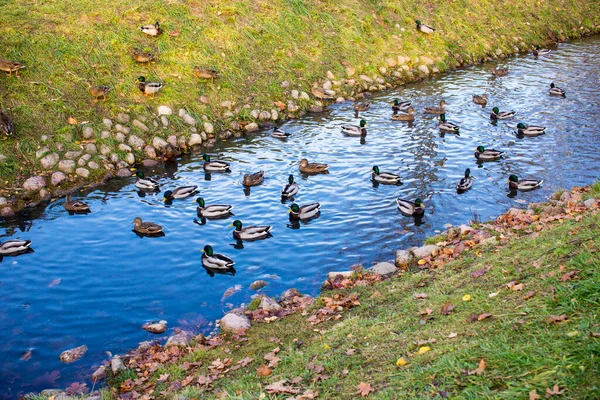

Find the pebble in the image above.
[
  {"left": 39, "top": 189, "right": 51, "bottom": 201},
  {"left": 359, "top": 74, "right": 373, "bottom": 83},
  {"left": 259, "top": 296, "right": 282, "bottom": 311},
  {"left": 118, "top": 143, "right": 132, "bottom": 152},
  {"left": 165, "top": 332, "right": 191, "bottom": 348},
  {"left": 584, "top": 198, "right": 597, "bottom": 208},
  {"left": 125, "top": 153, "right": 135, "bottom": 165},
  {"left": 0, "top": 197, "right": 6, "bottom": 205},
  {"left": 250, "top": 109, "right": 260, "bottom": 119},
  {"left": 418, "top": 65, "right": 430, "bottom": 75},
  {"left": 59, "top": 345, "right": 87, "bottom": 364},
  {"left": 199, "top": 95, "right": 209, "bottom": 104},
  {"left": 0, "top": 206, "right": 15, "bottom": 218},
  {"left": 128, "top": 135, "right": 145, "bottom": 150},
  {"left": 280, "top": 288, "right": 302, "bottom": 301},
  {"left": 36, "top": 147, "right": 50, "bottom": 159},
  {"left": 270, "top": 109, "right": 279, "bottom": 121},
  {"left": 188, "top": 133, "right": 203, "bottom": 146},
  {"left": 142, "top": 159, "right": 159, "bottom": 167},
  {"left": 183, "top": 114, "right": 196, "bottom": 126},
  {"left": 55, "top": 142, "right": 64, "bottom": 152},
  {"left": 323, "top": 80, "right": 332, "bottom": 90},
  {"left": 346, "top": 67, "right": 356, "bottom": 77},
  {"left": 309, "top": 105, "right": 324, "bottom": 113},
  {"left": 117, "top": 113, "right": 130, "bottom": 123},
  {"left": 58, "top": 160, "right": 75, "bottom": 174},
  {"left": 300, "top": 91, "right": 310, "bottom": 100},
  {"left": 82, "top": 126, "right": 94, "bottom": 139},
  {"left": 167, "top": 135, "right": 178, "bottom": 147},
  {"left": 395, "top": 250, "right": 411, "bottom": 267},
  {"left": 116, "top": 168, "right": 132, "bottom": 177},
  {"left": 336, "top": 97, "right": 345, "bottom": 103},
  {"left": 368, "top": 262, "right": 398, "bottom": 277},
  {"left": 157, "top": 106, "right": 172, "bottom": 116},
  {"left": 64, "top": 150, "right": 82, "bottom": 160},
  {"left": 161, "top": 116, "right": 169, "bottom": 127},
  {"left": 40, "top": 153, "right": 60, "bottom": 169},
  {"left": 221, "top": 100, "right": 233, "bottom": 108},
  {"left": 100, "top": 130, "right": 110, "bottom": 139},
  {"left": 281, "top": 81, "right": 290, "bottom": 88},
  {"left": 0, "top": 154, "right": 6, "bottom": 162},
  {"left": 110, "top": 153, "right": 119, "bottom": 163},
  {"left": 230, "top": 121, "right": 241, "bottom": 131},
  {"left": 102, "top": 118, "right": 112, "bottom": 128},
  {"left": 116, "top": 161, "right": 129, "bottom": 169},
  {"left": 411, "top": 244, "right": 439, "bottom": 259},
  {"left": 258, "top": 111, "right": 271, "bottom": 120},
  {"left": 291, "top": 90, "right": 299, "bottom": 99},
  {"left": 85, "top": 143, "right": 97, "bottom": 154},
  {"left": 219, "top": 313, "right": 251, "bottom": 332},
  {"left": 78, "top": 155, "right": 89, "bottom": 166},
  {"left": 99, "top": 144, "right": 111, "bottom": 156},
  {"left": 114, "top": 132, "right": 126, "bottom": 143},
  {"left": 88, "top": 161, "right": 100, "bottom": 170},
  {"left": 250, "top": 280, "right": 268, "bottom": 290},
  {"left": 23, "top": 176, "right": 46, "bottom": 191},
  {"left": 287, "top": 101, "right": 299, "bottom": 113},
  {"left": 203, "top": 122, "right": 214, "bottom": 133},
  {"left": 132, "top": 119, "right": 149, "bottom": 132},
  {"left": 144, "top": 145, "right": 157, "bottom": 159},
  {"left": 76, "top": 168, "right": 90, "bottom": 178},
  {"left": 244, "top": 122, "right": 259, "bottom": 132},
  {"left": 326, "top": 70, "right": 335, "bottom": 80},
  {"left": 51, "top": 172, "right": 67, "bottom": 186}
]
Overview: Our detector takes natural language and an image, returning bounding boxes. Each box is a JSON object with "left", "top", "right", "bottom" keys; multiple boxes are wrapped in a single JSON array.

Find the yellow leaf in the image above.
[
  {"left": 396, "top": 357, "right": 408, "bottom": 366},
  {"left": 476, "top": 251, "right": 481, "bottom": 257},
  {"left": 67, "top": 116, "right": 78, "bottom": 125},
  {"left": 567, "top": 331, "right": 580, "bottom": 337},
  {"left": 417, "top": 259, "right": 426, "bottom": 265},
  {"left": 462, "top": 294, "right": 472, "bottom": 302},
  {"left": 417, "top": 346, "right": 431, "bottom": 354},
  {"left": 324, "top": 344, "right": 330, "bottom": 349}
]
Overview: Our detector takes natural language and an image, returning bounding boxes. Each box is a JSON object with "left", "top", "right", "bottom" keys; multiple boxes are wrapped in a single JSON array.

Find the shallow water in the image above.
[{"left": 1, "top": 36, "right": 599, "bottom": 397}]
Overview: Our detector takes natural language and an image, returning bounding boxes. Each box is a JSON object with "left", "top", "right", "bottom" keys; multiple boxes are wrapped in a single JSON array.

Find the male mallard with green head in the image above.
[
  {"left": 490, "top": 106, "right": 516, "bottom": 120},
  {"left": 0, "top": 239, "right": 32, "bottom": 256},
  {"left": 288, "top": 202, "right": 321, "bottom": 220},
  {"left": 203, "top": 154, "right": 231, "bottom": 172},
  {"left": 281, "top": 174, "right": 299, "bottom": 199},
  {"left": 474, "top": 145, "right": 504, "bottom": 161},
  {"left": 196, "top": 197, "right": 233, "bottom": 219},
  {"left": 456, "top": 168, "right": 473, "bottom": 192},
  {"left": 230, "top": 220, "right": 272, "bottom": 241},
  {"left": 532, "top": 45, "right": 551, "bottom": 57},
  {"left": 341, "top": 119, "right": 368, "bottom": 137},
  {"left": 549, "top": 83, "right": 566, "bottom": 97},
  {"left": 438, "top": 114, "right": 460, "bottom": 133},
  {"left": 516, "top": 122, "right": 546, "bottom": 137},
  {"left": 396, "top": 198, "right": 425, "bottom": 217},
  {"left": 415, "top": 20, "right": 435, "bottom": 34},
  {"left": 201, "top": 245, "right": 234, "bottom": 270},
  {"left": 392, "top": 99, "right": 412, "bottom": 112},
  {"left": 137, "top": 76, "right": 163, "bottom": 98},
  {"left": 508, "top": 174, "right": 543, "bottom": 191},
  {"left": 372, "top": 166, "right": 402, "bottom": 185},
  {"left": 140, "top": 21, "right": 162, "bottom": 37},
  {"left": 163, "top": 186, "right": 199, "bottom": 202},
  {"left": 135, "top": 171, "right": 159, "bottom": 191}
]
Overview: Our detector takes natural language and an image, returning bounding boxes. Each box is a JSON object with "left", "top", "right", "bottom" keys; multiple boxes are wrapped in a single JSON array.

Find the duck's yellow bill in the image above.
[
  {"left": 287, "top": 209, "right": 291, "bottom": 213},
  {"left": 228, "top": 223, "right": 234, "bottom": 227},
  {"left": 200, "top": 249, "right": 205, "bottom": 253}
]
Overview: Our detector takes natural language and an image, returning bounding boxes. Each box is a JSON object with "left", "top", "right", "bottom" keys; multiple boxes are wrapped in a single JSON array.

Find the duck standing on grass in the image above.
[
  {"left": 490, "top": 107, "right": 516, "bottom": 120},
  {"left": 415, "top": 20, "right": 435, "bottom": 34},
  {"left": 1, "top": 110, "right": 14, "bottom": 136},
  {"left": 194, "top": 67, "right": 218, "bottom": 82},
  {"left": 508, "top": 174, "right": 543, "bottom": 191},
  {"left": 132, "top": 49, "right": 155, "bottom": 66},
  {"left": 396, "top": 198, "right": 425, "bottom": 217},
  {"left": 87, "top": 82, "right": 110, "bottom": 101},
  {"left": 456, "top": 169, "right": 473, "bottom": 192},
  {"left": 549, "top": 83, "right": 566, "bottom": 97},
  {"left": 281, "top": 174, "right": 299, "bottom": 199},
  {"left": 137, "top": 76, "right": 163, "bottom": 99},
  {"left": 140, "top": 21, "right": 162, "bottom": 37},
  {"left": 132, "top": 217, "right": 163, "bottom": 236},
  {"left": 230, "top": 220, "right": 272, "bottom": 241}
]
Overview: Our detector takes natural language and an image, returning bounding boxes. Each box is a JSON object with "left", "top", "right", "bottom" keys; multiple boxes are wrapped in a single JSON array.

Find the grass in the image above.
[{"left": 1, "top": 0, "right": 599, "bottom": 190}]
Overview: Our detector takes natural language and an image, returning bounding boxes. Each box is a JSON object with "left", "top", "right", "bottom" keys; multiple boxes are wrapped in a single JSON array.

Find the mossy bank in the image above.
[{"left": 1, "top": 0, "right": 599, "bottom": 214}]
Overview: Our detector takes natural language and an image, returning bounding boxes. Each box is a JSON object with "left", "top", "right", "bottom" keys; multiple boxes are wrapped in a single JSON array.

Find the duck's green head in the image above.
[
  {"left": 550, "top": 82, "right": 556, "bottom": 88},
  {"left": 476, "top": 145, "right": 485, "bottom": 153},
  {"left": 415, "top": 198, "right": 424, "bottom": 208},
  {"left": 516, "top": 122, "right": 527, "bottom": 129},
  {"left": 508, "top": 174, "right": 519, "bottom": 183},
  {"left": 492, "top": 107, "right": 500, "bottom": 114},
  {"left": 535, "top": 45, "right": 541, "bottom": 50},
  {"left": 163, "top": 190, "right": 173, "bottom": 200},
  {"left": 288, "top": 174, "right": 294, "bottom": 184},
  {"left": 136, "top": 170, "right": 145, "bottom": 179},
  {"left": 137, "top": 76, "right": 146, "bottom": 83},
  {"left": 203, "top": 154, "right": 210, "bottom": 162},
  {"left": 155, "top": 21, "right": 160, "bottom": 28},
  {"left": 360, "top": 119, "right": 367, "bottom": 127},
  {"left": 231, "top": 220, "right": 243, "bottom": 231},
  {"left": 289, "top": 203, "right": 300, "bottom": 213},
  {"left": 201, "top": 245, "right": 214, "bottom": 256},
  {"left": 415, "top": 20, "right": 422, "bottom": 25},
  {"left": 464, "top": 168, "right": 471, "bottom": 178},
  {"left": 392, "top": 99, "right": 400, "bottom": 105},
  {"left": 440, "top": 114, "right": 447, "bottom": 122},
  {"left": 373, "top": 165, "right": 380, "bottom": 175},
  {"left": 196, "top": 197, "right": 205, "bottom": 207}
]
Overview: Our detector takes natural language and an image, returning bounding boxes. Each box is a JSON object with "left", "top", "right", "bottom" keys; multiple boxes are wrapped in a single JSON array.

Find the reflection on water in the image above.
[{"left": 1, "top": 36, "right": 599, "bottom": 397}]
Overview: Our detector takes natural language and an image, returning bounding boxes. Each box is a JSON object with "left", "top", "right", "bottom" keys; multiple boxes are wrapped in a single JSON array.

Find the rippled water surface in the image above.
[{"left": 1, "top": 37, "right": 599, "bottom": 397}]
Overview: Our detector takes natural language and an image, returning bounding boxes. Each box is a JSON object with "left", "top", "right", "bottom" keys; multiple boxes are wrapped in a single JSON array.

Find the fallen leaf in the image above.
[
  {"left": 545, "top": 384, "right": 564, "bottom": 397},
  {"left": 524, "top": 290, "right": 536, "bottom": 300},
  {"left": 467, "top": 359, "right": 486, "bottom": 375},
  {"left": 345, "top": 348, "right": 356, "bottom": 356},
  {"left": 181, "top": 374, "right": 194, "bottom": 386},
  {"left": 448, "top": 332, "right": 458, "bottom": 339},
  {"left": 256, "top": 364, "right": 272, "bottom": 377},
  {"left": 274, "top": 100, "right": 286, "bottom": 110},
  {"left": 48, "top": 278, "right": 61, "bottom": 288},
  {"left": 396, "top": 357, "right": 408, "bottom": 366},
  {"left": 462, "top": 294, "right": 472, "bottom": 302},
  {"left": 441, "top": 301, "right": 455, "bottom": 315},
  {"left": 237, "top": 357, "right": 253, "bottom": 367},
  {"left": 416, "top": 338, "right": 436, "bottom": 346},
  {"left": 67, "top": 116, "right": 78, "bottom": 125},
  {"left": 561, "top": 271, "right": 577, "bottom": 282},
  {"left": 532, "top": 260, "right": 543, "bottom": 269},
  {"left": 547, "top": 314, "right": 567, "bottom": 324},
  {"left": 489, "top": 292, "right": 499, "bottom": 298},
  {"left": 414, "top": 292, "right": 428, "bottom": 299},
  {"left": 507, "top": 281, "right": 524, "bottom": 291},
  {"left": 478, "top": 313, "right": 493, "bottom": 321},
  {"left": 168, "top": 30, "right": 180, "bottom": 36},
  {"left": 369, "top": 291, "right": 382, "bottom": 299},
  {"left": 529, "top": 389, "right": 541, "bottom": 400},
  {"left": 197, "top": 375, "right": 213, "bottom": 386},
  {"left": 417, "top": 346, "right": 431, "bottom": 354},
  {"left": 266, "top": 380, "right": 300, "bottom": 395},
  {"left": 356, "top": 382, "right": 375, "bottom": 397},
  {"left": 157, "top": 373, "right": 170, "bottom": 383},
  {"left": 417, "top": 259, "right": 427, "bottom": 265},
  {"left": 419, "top": 307, "right": 433, "bottom": 316},
  {"left": 471, "top": 268, "right": 488, "bottom": 278},
  {"left": 21, "top": 349, "right": 33, "bottom": 361}
]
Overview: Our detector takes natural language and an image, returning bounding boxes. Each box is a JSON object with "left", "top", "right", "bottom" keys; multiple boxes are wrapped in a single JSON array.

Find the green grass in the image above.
[{"left": 1, "top": 0, "right": 599, "bottom": 190}]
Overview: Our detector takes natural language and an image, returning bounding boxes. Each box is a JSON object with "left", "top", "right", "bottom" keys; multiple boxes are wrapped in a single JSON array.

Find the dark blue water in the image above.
[{"left": 1, "top": 37, "right": 599, "bottom": 398}]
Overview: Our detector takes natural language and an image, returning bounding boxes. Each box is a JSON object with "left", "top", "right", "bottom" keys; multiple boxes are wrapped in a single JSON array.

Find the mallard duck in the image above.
[
  {"left": 474, "top": 145, "right": 504, "bottom": 161},
  {"left": 299, "top": 158, "right": 329, "bottom": 174},
  {"left": 243, "top": 171, "right": 264, "bottom": 187},
  {"left": 87, "top": 83, "right": 110, "bottom": 101},
  {"left": 532, "top": 45, "right": 551, "bottom": 57},
  {"left": 281, "top": 174, "right": 299, "bottom": 198},
  {"left": 140, "top": 21, "right": 162, "bottom": 37},
  {"left": 0, "top": 59, "right": 26, "bottom": 76},
  {"left": 508, "top": 174, "right": 543, "bottom": 191},
  {"left": 132, "top": 217, "right": 163, "bottom": 235},
  {"left": 438, "top": 114, "right": 460, "bottom": 133},
  {"left": 341, "top": 119, "right": 367, "bottom": 137},
  {"left": 392, "top": 99, "right": 412, "bottom": 112},
  {"left": 0, "top": 239, "right": 32, "bottom": 256},
  {"left": 472, "top": 94, "right": 487, "bottom": 105},
  {"left": 135, "top": 171, "right": 159, "bottom": 191},
  {"left": 424, "top": 100, "right": 446, "bottom": 114},
  {"left": 64, "top": 193, "right": 90, "bottom": 213},
  {"left": 516, "top": 122, "right": 546, "bottom": 137},
  {"left": 490, "top": 106, "right": 516, "bottom": 120},
  {"left": 164, "top": 143, "right": 177, "bottom": 162},
  {"left": 372, "top": 166, "right": 402, "bottom": 185},
  {"left": 137, "top": 76, "right": 163, "bottom": 98},
  {"left": 163, "top": 186, "right": 199, "bottom": 201},
  {"left": 230, "top": 220, "right": 272, "bottom": 241},
  {"left": 415, "top": 20, "right": 435, "bottom": 34},
  {"left": 492, "top": 68, "right": 508, "bottom": 77},
  {"left": 288, "top": 202, "right": 320, "bottom": 220},
  {"left": 390, "top": 107, "right": 415, "bottom": 121},
  {"left": 549, "top": 83, "right": 566, "bottom": 97},
  {"left": 353, "top": 102, "right": 370, "bottom": 112},
  {"left": 456, "top": 168, "right": 473, "bottom": 191},
  {"left": 396, "top": 198, "right": 425, "bottom": 217},
  {"left": 193, "top": 67, "right": 218, "bottom": 81},
  {"left": 203, "top": 154, "right": 230, "bottom": 172},
  {"left": 132, "top": 49, "right": 154, "bottom": 65},
  {"left": 201, "top": 245, "right": 234, "bottom": 270},
  {"left": 196, "top": 197, "right": 233, "bottom": 218},
  {"left": 272, "top": 127, "right": 291, "bottom": 139},
  {"left": 1, "top": 110, "right": 14, "bottom": 136}
]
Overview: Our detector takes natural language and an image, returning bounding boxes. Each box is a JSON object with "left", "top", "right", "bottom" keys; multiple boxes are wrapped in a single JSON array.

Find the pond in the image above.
[{"left": 1, "top": 36, "right": 599, "bottom": 398}]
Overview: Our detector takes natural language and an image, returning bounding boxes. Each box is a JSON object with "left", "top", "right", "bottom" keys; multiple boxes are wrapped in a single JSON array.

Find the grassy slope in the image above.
[
  {"left": 86, "top": 185, "right": 600, "bottom": 399},
  {"left": 1, "top": 0, "right": 599, "bottom": 186}
]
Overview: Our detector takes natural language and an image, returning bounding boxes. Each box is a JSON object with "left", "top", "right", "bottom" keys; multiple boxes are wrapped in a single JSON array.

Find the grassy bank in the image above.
[{"left": 1, "top": 0, "right": 599, "bottom": 195}]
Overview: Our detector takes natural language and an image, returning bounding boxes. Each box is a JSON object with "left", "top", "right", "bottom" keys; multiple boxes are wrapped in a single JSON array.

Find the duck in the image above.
[
  {"left": 137, "top": 76, "right": 163, "bottom": 98},
  {"left": 87, "top": 83, "right": 110, "bottom": 101},
  {"left": 491, "top": 68, "right": 509, "bottom": 77},
  {"left": 0, "top": 239, "right": 32, "bottom": 256},
  {"left": 549, "top": 83, "right": 566, "bottom": 97},
  {"left": 132, "top": 217, "right": 163, "bottom": 235},
  {"left": 299, "top": 158, "right": 329, "bottom": 174},
  {"left": 132, "top": 49, "right": 155, "bottom": 65},
  {"left": 415, "top": 20, "right": 435, "bottom": 34},
  {"left": 516, "top": 122, "right": 546, "bottom": 137},
  {"left": 0, "top": 59, "right": 26, "bottom": 76},
  {"left": 390, "top": 107, "right": 415, "bottom": 121},
  {"left": 230, "top": 220, "right": 272, "bottom": 241},
  {"left": 353, "top": 102, "right": 370, "bottom": 112},
  {"left": 140, "top": 21, "right": 162, "bottom": 37},
  {"left": 201, "top": 245, "right": 234, "bottom": 270},
  {"left": 164, "top": 143, "right": 178, "bottom": 162},
  {"left": 281, "top": 174, "right": 299, "bottom": 199},
  {"left": 474, "top": 145, "right": 504, "bottom": 161},
  {"left": 372, "top": 166, "right": 402, "bottom": 185},
  {"left": 456, "top": 168, "right": 473, "bottom": 191},
  {"left": 64, "top": 193, "right": 90, "bottom": 213},
  {"left": 532, "top": 45, "right": 551, "bottom": 57},
  {"left": 1, "top": 110, "right": 14, "bottom": 136},
  {"left": 438, "top": 114, "right": 460, "bottom": 133},
  {"left": 135, "top": 171, "right": 159, "bottom": 191},
  {"left": 490, "top": 106, "right": 516, "bottom": 120},
  {"left": 396, "top": 198, "right": 425, "bottom": 217},
  {"left": 203, "top": 154, "right": 231, "bottom": 172},
  {"left": 392, "top": 99, "right": 412, "bottom": 112},
  {"left": 424, "top": 100, "right": 446, "bottom": 114},
  {"left": 341, "top": 119, "right": 367, "bottom": 137},
  {"left": 272, "top": 127, "right": 291, "bottom": 139},
  {"left": 472, "top": 94, "right": 487, "bottom": 105},
  {"left": 193, "top": 67, "right": 218, "bottom": 81},
  {"left": 196, "top": 197, "right": 233, "bottom": 218},
  {"left": 163, "top": 186, "right": 199, "bottom": 202},
  {"left": 288, "top": 202, "right": 321, "bottom": 220},
  {"left": 508, "top": 174, "right": 543, "bottom": 191},
  {"left": 243, "top": 171, "right": 264, "bottom": 187}
]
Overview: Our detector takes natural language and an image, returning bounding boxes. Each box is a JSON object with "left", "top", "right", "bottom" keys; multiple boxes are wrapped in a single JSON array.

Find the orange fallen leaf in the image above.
[
  {"left": 356, "top": 382, "right": 375, "bottom": 397},
  {"left": 529, "top": 389, "right": 541, "bottom": 400},
  {"left": 257, "top": 364, "right": 272, "bottom": 377},
  {"left": 274, "top": 100, "right": 286, "bottom": 110},
  {"left": 507, "top": 281, "right": 524, "bottom": 291},
  {"left": 414, "top": 292, "right": 428, "bottom": 299},
  {"left": 420, "top": 307, "right": 433, "bottom": 316},
  {"left": 369, "top": 291, "right": 382, "bottom": 299},
  {"left": 545, "top": 384, "right": 564, "bottom": 397},
  {"left": 547, "top": 314, "right": 567, "bottom": 324},
  {"left": 523, "top": 290, "right": 536, "bottom": 300},
  {"left": 561, "top": 270, "right": 577, "bottom": 281},
  {"left": 467, "top": 359, "right": 486, "bottom": 375},
  {"left": 441, "top": 301, "right": 455, "bottom": 315},
  {"left": 67, "top": 117, "right": 78, "bottom": 125},
  {"left": 478, "top": 313, "right": 493, "bottom": 321},
  {"left": 168, "top": 30, "right": 180, "bottom": 36},
  {"left": 181, "top": 374, "right": 194, "bottom": 386}
]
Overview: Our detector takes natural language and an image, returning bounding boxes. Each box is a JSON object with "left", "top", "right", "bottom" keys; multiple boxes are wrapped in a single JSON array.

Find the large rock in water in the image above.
[
  {"left": 219, "top": 313, "right": 251, "bottom": 332},
  {"left": 111, "top": 356, "right": 125, "bottom": 374},
  {"left": 142, "top": 320, "right": 167, "bottom": 334},
  {"left": 59, "top": 345, "right": 87, "bottom": 364}
]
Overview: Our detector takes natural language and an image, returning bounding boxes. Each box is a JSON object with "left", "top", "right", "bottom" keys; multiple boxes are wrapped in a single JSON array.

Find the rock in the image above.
[
  {"left": 142, "top": 320, "right": 167, "bottom": 334},
  {"left": 36, "top": 147, "right": 50, "bottom": 159},
  {"left": 82, "top": 126, "right": 94, "bottom": 139},
  {"left": 221, "top": 100, "right": 233, "bottom": 108},
  {"left": 39, "top": 189, "right": 51, "bottom": 201},
  {"left": 55, "top": 142, "right": 64, "bottom": 152},
  {"left": 91, "top": 365, "right": 107, "bottom": 383},
  {"left": 128, "top": 135, "right": 145, "bottom": 150},
  {"left": 379, "top": 66, "right": 387, "bottom": 74},
  {"left": 23, "top": 176, "right": 46, "bottom": 191},
  {"left": 116, "top": 113, "right": 130, "bottom": 124},
  {"left": 59, "top": 345, "right": 87, "bottom": 364},
  {"left": 326, "top": 70, "right": 336, "bottom": 80},
  {"left": 244, "top": 122, "right": 259, "bottom": 133},
  {"left": 459, "top": 224, "right": 474, "bottom": 234},
  {"left": 113, "top": 132, "right": 125, "bottom": 143},
  {"left": 359, "top": 74, "right": 373, "bottom": 83},
  {"left": 421, "top": 56, "right": 434, "bottom": 65},
  {"left": 418, "top": 65, "right": 430, "bottom": 75},
  {"left": 161, "top": 116, "right": 169, "bottom": 127},
  {"left": 584, "top": 198, "right": 597, "bottom": 208},
  {"left": 323, "top": 80, "right": 332, "bottom": 90},
  {"left": 157, "top": 106, "right": 172, "bottom": 116},
  {"left": 259, "top": 296, "right": 282, "bottom": 311},
  {"left": 291, "top": 90, "right": 299, "bottom": 99},
  {"left": 40, "top": 153, "right": 60, "bottom": 169},
  {"left": 0, "top": 197, "right": 6, "bottom": 205},
  {"left": 103, "top": 118, "right": 112, "bottom": 128},
  {"left": 309, "top": 105, "right": 324, "bottom": 113},
  {"left": 0, "top": 206, "right": 15, "bottom": 218},
  {"left": 203, "top": 121, "right": 214, "bottom": 134},
  {"left": 178, "top": 108, "right": 186, "bottom": 117},
  {"left": 250, "top": 280, "right": 268, "bottom": 290},
  {"left": 41, "top": 389, "right": 64, "bottom": 396},
  {"left": 116, "top": 168, "right": 132, "bottom": 177},
  {"left": 111, "top": 356, "right": 125, "bottom": 374},
  {"left": 280, "top": 288, "right": 302, "bottom": 300},
  {"left": 411, "top": 244, "right": 440, "bottom": 259},
  {"left": 142, "top": 159, "right": 159, "bottom": 167},
  {"left": 167, "top": 135, "right": 177, "bottom": 147},
  {"left": 199, "top": 95, "right": 209, "bottom": 104},
  {"left": 300, "top": 91, "right": 310, "bottom": 100},
  {"left": 125, "top": 153, "right": 135, "bottom": 165},
  {"left": 183, "top": 114, "right": 196, "bottom": 126},
  {"left": 133, "top": 119, "right": 149, "bottom": 132},
  {"left": 165, "top": 332, "right": 191, "bottom": 348},
  {"left": 64, "top": 151, "right": 82, "bottom": 160},
  {"left": 58, "top": 160, "right": 76, "bottom": 174},
  {"left": 368, "top": 262, "right": 398, "bottom": 277},
  {"left": 336, "top": 97, "right": 345, "bottom": 103},
  {"left": 88, "top": 161, "right": 100, "bottom": 170},
  {"left": 250, "top": 109, "right": 260, "bottom": 119},
  {"left": 152, "top": 136, "right": 168, "bottom": 152},
  {"left": 327, "top": 271, "right": 354, "bottom": 280},
  {"left": 346, "top": 67, "right": 356, "bottom": 77},
  {"left": 85, "top": 143, "right": 97, "bottom": 155},
  {"left": 230, "top": 121, "right": 241, "bottom": 131},
  {"left": 137, "top": 341, "right": 154, "bottom": 352},
  {"left": 219, "top": 313, "right": 251, "bottom": 332},
  {"left": 78, "top": 155, "right": 91, "bottom": 166},
  {"left": 76, "top": 168, "right": 90, "bottom": 178},
  {"left": 100, "top": 130, "right": 111, "bottom": 139},
  {"left": 287, "top": 101, "right": 299, "bottom": 113},
  {"left": 0, "top": 154, "right": 6, "bottom": 162},
  {"left": 118, "top": 144, "right": 132, "bottom": 152},
  {"left": 116, "top": 161, "right": 129, "bottom": 169},
  {"left": 188, "top": 133, "right": 203, "bottom": 146},
  {"left": 51, "top": 172, "right": 67, "bottom": 186},
  {"left": 270, "top": 109, "right": 279, "bottom": 120},
  {"left": 281, "top": 81, "right": 290, "bottom": 88},
  {"left": 99, "top": 144, "right": 111, "bottom": 156},
  {"left": 395, "top": 250, "right": 411, "bottom": 267},
  {"left": 385, "top": 57, "right": 398, "bottom": 67},
  {"left": 144, "top": 145, "right": 157, "bottom": 159},
  {"left": 115, "top": 124, "right": 130, "bottom": 134},
  {"left": 258, "top": 111, "right": 271, "bottom": 120}
]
